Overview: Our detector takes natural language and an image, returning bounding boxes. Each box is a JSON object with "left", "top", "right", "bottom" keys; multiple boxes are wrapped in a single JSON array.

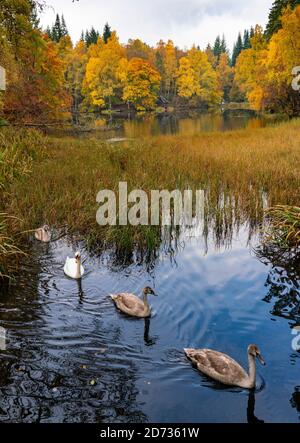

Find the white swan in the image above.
[
  {"left": 35, "top": 225, "right": 51, "bottom": 242},
  {"left": 184, "top": 344, "right": 266, "bottom": 389},
  {"left": 64, "top": 251, "right": 84, "bottom": 279}
]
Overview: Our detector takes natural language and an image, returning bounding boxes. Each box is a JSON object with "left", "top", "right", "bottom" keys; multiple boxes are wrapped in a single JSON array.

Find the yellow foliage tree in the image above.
[
  {"left": 263, "top": 6, "right": 300, "bottom": 113},
  {"left": 177, "top": 46, "right": 222, "bottom": 106},
  {"left": 65, "top": 39, "right": 88, "bottom": 115},
  {"left": 117, "top": 57, "right": 161, "bottom": 111},
  {"left": 234, "top": 10, "right": 300, "bottom": 114},
  {"left": 164, "top": 40, "right": 178, "bottom": 98},
  {"left": 84, "top": 32, "right": 125, "bottom": 109},
  {"left": 126, "top": 39, "right": 152, "bottom": 61},
  {"left": 234, "top": 26, "right": 268, "bottom": 110},
  {"left": 216, "top": 53, "right": 234, "bottom": 102}
]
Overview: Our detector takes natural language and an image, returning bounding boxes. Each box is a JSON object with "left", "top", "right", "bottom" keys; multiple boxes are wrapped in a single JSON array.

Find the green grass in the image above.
[{"left": 265, "top": 205, "right": 300, "bottom": 248}]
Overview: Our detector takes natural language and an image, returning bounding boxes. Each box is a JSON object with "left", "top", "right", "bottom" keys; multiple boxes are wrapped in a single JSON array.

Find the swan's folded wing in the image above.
[
  {"left": 118, "top": 293, "right": 142, "bottom": 310},
  {"left": 196, "top": 350, "right": 247, "bottom": 383},
  {"left": 199, "top": 350, "right": 247, "bottom": 383}
]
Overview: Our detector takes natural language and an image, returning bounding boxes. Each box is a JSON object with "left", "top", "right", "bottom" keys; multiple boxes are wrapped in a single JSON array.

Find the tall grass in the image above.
[
  {"left": 265, "top": 205, "right": 300, "bottom": 248},
  {"left": 0, "top": 128, "right": 47, "bottom": 278},
  {"left": 1, "top": 119, "right": 300, "bottom": 272},
  {"left": 5, "top": 118, "right": 300, "bottom": 257}
]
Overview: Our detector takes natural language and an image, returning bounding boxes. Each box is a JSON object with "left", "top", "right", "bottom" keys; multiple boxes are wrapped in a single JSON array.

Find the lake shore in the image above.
[{"left": 1, "top": 117, "right": 300, "bottom": 278}]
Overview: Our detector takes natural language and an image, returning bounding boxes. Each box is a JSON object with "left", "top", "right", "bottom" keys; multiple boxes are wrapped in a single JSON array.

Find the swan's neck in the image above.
[
  {"left": 142, "top": 292, "right": 149, "bottom": 309},
  {"left": 75, "top": 258, "right": 81, "bottom": 279},
  {"left": 248, "top": 353, "right": 256, "bottom": 388}
]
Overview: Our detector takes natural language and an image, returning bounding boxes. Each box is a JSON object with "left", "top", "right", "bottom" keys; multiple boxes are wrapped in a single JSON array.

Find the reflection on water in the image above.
[
  {"left": 73, "top": 110, "right": 286, "bottom": 140},
  {"left": 291, "top": 387, "right": 300, "bottom": 418},
  {"left": 255, "top": 245, "right": 300, "bottom": 324},
  {"left": 0, "top": 213, "right": 299, "bottom": 422},
  {"left": 247, "top": 390, "right": 264, "bottom": 424}
]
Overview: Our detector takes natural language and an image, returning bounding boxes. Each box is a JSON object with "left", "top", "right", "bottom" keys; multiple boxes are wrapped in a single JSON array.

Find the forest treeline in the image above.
[{"left": 0, "top": 0, "right": 300, "bottom": 122}]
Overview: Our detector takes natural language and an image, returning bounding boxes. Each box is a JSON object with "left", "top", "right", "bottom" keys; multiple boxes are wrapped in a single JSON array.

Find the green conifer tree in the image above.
[
  {"left": 220, "top": 34, "right": 227, "bottom": 54},
  {"left": 60, "top": 15, "right": 69, "bottom": 37},
  {"left": 265, "top": 0, "right": 300, "bottom": 40},
  {"left": 231, "top": 32, "right": 243, "bottom": 66},
  {"left": 52, "top": 14, "right": 62, "bottom": 42},
  {"left": 213, "top": 35, "right": 222, "bottom": 63},
  {"left": 243, "top": 30, "right": 251, "bottom": 49},
  {"left": 103, "top": 23, "right": 112, "bottom": 43}
]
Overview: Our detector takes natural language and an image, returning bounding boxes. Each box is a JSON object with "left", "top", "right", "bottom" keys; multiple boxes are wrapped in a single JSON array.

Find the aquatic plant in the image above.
[
  {"left": 265, "top": 205, "right": 300, "bottom": 248},
  {"left": 0, "top": 213, "right": 24, "bottom": 279}
]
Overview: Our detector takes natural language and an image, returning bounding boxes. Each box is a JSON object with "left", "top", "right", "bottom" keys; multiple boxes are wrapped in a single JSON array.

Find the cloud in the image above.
[{"left": 40, "top": 0, "right": 273, "bottom": 50}]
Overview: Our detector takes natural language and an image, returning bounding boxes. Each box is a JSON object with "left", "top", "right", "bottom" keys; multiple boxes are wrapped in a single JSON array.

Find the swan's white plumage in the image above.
[{"left": 64, "top": 256, "right": 84, "bottom": 279}]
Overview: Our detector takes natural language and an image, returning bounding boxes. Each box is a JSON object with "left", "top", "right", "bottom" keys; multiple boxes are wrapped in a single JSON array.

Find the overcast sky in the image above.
[{"left": 39, "top": 0, "right": 273, "bottom": 51}]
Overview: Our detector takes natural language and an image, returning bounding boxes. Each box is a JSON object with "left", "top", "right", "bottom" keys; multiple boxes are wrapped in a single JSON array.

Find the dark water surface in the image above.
[
  {"left": 0, "top": 110, "right": 298, "bottom": 422},
  {"left": 0, "top": 222, "right": 300, "bottom": 423},
  {"left": 72, "top": 109, "right": 287, "bottom": 140}
]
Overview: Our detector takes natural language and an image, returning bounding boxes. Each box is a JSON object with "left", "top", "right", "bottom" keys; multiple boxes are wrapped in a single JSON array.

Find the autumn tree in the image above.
[
  {"left": 0, "top": 0, "right": 70, "bottom": 121},
  {"left": 265, "top": 0, "right": 300, "bottom": 39},
  {"left": 234, "top": 26, "right": 268, "bottom": 110},
  {"left": 126, "top": 39, "right": 152, "bottom": 61},
  {"left": 263, "top": 5, "right": 300, "bottom": 113},
  {"left": 205, "top": 44, "right": 217, "bottom": 68},
  {"left": 234, "top": 7, "right": 300, "bottom": 114},
  {"left": 177, "top": 46, "right": 222, "bottom": 107},
  {"left": 155, "top": 40, "right": 166, "bottom": 94},
  {"left": 117, "top": 58, "right": 161, "bottom": 111},
  {"left": 163, "top": 40, "right": 178, "bottom": 99},
  {"left": 216, "top": 53, "right": 234, "bottom": 102},
  {"left": 83, "top": 32, "right": 125, "bottom": 109},
  {"left": 65, "top": 39, "right": 88, "bottom": 115}
]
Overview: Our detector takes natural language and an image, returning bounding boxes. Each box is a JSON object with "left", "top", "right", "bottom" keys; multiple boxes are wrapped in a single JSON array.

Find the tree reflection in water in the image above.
[
  {"left": 255, "top": 243, "right": 300, "bottom": 423},
  {"left": 255, "top": 244, "right": 300, "bottom": 324}
]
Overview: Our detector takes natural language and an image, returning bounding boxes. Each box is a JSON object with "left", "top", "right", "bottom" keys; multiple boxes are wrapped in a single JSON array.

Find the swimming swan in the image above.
[
  {"left": 184, "top": 344, "right": 265, "bottom": 389},
  {"left": 35, "top": 225, "right": 51, "bottom": 242},
  {"left": 110, "top": 286, "right": 157, "bottom": 318},
  {"left": 64, "top": 251, "right": 84, "bottom": 279}
]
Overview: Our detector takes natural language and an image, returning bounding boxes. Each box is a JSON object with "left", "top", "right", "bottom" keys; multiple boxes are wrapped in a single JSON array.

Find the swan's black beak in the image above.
[{"left": 257, "top": 353, "right": 266, "bottom": 366}]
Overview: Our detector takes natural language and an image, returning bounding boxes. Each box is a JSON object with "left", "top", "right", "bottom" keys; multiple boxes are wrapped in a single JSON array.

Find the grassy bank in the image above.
[
  {"left": 1, "top": 118, "right": 300, "bottom": 274},
  {"left": 0, "top": 128, "right": 47, "bottom": 278}
]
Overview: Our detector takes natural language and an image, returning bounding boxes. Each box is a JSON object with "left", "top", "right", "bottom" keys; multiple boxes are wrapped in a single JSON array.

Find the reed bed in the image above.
[
  {"left": 0, "top": 128, "right": 47, "bottom": 278},
  {"left": 1, "top": 118, "right": 300, "bottom": 274},
  {"left": 265, "top": 205, "right": 300, "bottom": 248}
]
